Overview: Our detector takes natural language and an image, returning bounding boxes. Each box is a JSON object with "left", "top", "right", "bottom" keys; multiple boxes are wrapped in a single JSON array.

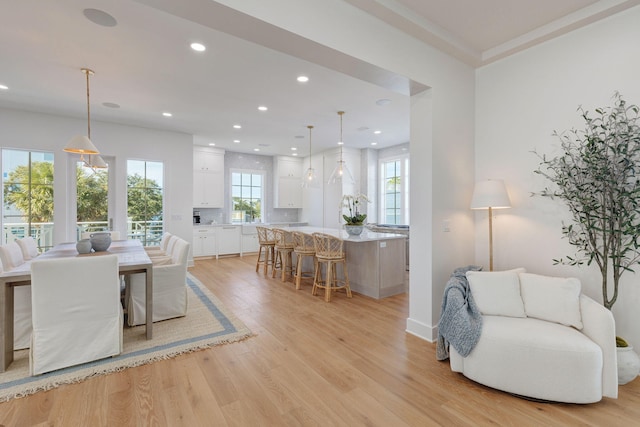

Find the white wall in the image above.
[
  {"left": 476, "top": 6, "right": 640, "bottom": 346},
  {"left": 0, "top": 108, "right": 193, "bottom": 246}
]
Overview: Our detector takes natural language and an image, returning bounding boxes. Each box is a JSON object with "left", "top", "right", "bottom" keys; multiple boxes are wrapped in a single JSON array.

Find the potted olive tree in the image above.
[{"left": 535, "top": 93, "right": 640, "bottom": 384}]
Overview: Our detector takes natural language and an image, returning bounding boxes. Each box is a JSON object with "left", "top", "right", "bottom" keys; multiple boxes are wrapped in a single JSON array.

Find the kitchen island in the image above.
[{"left": 282, "top": 226, "right": 407, "bottom": 299}]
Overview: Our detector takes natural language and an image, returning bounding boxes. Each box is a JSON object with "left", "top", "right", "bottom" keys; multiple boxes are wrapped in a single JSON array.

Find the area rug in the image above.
[{"left": 0, "top": 273, "right": 252, "bottom": 402}]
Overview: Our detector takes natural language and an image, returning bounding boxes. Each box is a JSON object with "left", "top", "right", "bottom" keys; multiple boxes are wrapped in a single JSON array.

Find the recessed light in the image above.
[
  {"left": 162, "top": 112, "right": 172, "bottom": 117},
  {"left": 208, "top": 143, "right": 216, "bottom": 146},
  {"left": 337, "top": 141, "right": 344, "bottom": 145},
  {"left": 371, "top": 142, "right": 378, "bottom": 146},
  {"left": 376, "top": 98, "right": 391, "bottom": 106},
  {"left": 102, "top": 102, "right": 120, "bottom": 108},
  {"left": 292, "top": 153, "right": 298, "bottom": 156},
  {"left": 374, "top": 130, "right": 381, "bottom": 134},
  {"left": 233, "top": 140, "right": 240, "bottom": 143},
  {"left": 233, "top": 124, "right": 242, "bottom": 129},
  {"left": 291, "top": 147, "right": 297, "bottom": 151},
  {"left": 258, "top": 105, "right": 268, "bottom": 111},
  {"left": 190, "top": 42, "right": 206, "bottom": 52},
  {"left": 253, "top": 148, "right": 260, "bottom": 152},
  {"left": 294, "top": 135, "right": 304, "bottom": 139},
  {"left": 83, "top": 8, "right": 117, "bottom": 27},
  {"left": 297, "top": 75, "right": 309, "bottom": 83},
  {"left": 0, "top": 84, "right": 8, "bottom": 90}
]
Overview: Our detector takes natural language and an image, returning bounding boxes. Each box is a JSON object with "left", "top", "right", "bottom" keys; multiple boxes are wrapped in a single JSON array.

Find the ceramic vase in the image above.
[
  {"left": 344, "top": 225, "right": 364, "bottom": 236},
  {"left": 617, "top": 345, "right": 640, "bottom": 385},
  {"left": 76, "top": 239, "right": 92, "bottom": 254},
  {"left": 90, "top": 232, "right": 112, "bottom": 252}
]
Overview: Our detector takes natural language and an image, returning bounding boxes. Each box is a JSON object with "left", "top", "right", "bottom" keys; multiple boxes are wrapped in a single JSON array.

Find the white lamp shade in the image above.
[
  {"left": 64, "top": 135, "right": 99, "bottom": 154},
  {"left": 86, "top": 155, "right": 108, "bottom": 169},
  {"left": 470, "top": 179, "right": 511, "bottom": 209}
]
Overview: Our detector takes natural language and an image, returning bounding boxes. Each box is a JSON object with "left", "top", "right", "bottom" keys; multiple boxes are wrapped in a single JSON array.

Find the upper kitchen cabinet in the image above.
[
  {"left": 193, "top": 147, "right": 225, "bottom": 208},
  {"left": 274, "top": 156, "right": 302, "bottom": 208}
]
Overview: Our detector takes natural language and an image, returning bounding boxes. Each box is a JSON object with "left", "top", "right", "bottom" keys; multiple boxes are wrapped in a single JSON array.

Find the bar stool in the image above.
[
  {"left": 312, "top": 232, "right": 352, "bottom": 302},
  {"left": 272, "top": 228, "right": 295, "bottom": 282},
  {"left": 292, "top": 231, "right": 316, "bottom": 290},
  {"left": 256, "top": 226, "right": 275, "bottom": 274}
]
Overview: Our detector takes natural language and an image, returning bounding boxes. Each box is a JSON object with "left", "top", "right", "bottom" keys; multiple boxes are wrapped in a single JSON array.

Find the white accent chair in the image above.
[
  {"left": 29, "top": 255, "right": 123, "bottom": 375},
  {"left": 16, "top": 236, "right": 39, "bottom": 260},
  {"left": 127, "top": 237, "right": 190, "bottom": 326},
  {"left": 80, "top": 231, "right": 121, "bottom": 240},
  {"left": 0, "top": 242, "right": 32, "bottom": 350},
  {"left": 144, "top": 232, "right": 173, "bottom": 256},
  {"left": 449, "top": 270, "right": 617, "bottom": 403}
]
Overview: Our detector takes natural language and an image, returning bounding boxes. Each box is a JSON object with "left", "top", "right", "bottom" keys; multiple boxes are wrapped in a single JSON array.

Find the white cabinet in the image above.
[
  {"left": 194, "top": 147, "right": 225, "bottom": 208},
  {"left": 193, "top": 227, "right": 217, "bottom": 257},
  {"left": 218, "top": 226, "right": 241, "bottom": 255},
  {"left": 241, "top": 234, "right": 259, "bottom": 254},
  {"left": 274, "top": 156, "right": 303, "bottom": 208}
]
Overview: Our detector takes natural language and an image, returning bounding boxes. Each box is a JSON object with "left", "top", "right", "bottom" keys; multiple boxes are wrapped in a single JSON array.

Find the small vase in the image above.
[
  {"left": 90, "top": 232, "right": 112, "bottom": 252},
  {"left": 617, "top": 345, "right": 640, "bottom": 385},
  {"left": 76, "top": 239, "right": 92, "bottom": 254},
  {"left": 344, "top": 225, "right": 364, "bottom": 236}
]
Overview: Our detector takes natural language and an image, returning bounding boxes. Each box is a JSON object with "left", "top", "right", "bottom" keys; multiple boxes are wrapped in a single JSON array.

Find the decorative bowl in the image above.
[{"left": 90, "top": 232, "right": 112, "bottom": 252}]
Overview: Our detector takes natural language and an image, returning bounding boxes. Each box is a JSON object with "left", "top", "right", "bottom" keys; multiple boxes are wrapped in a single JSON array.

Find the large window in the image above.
[
  {"left": 379, "top": 156, "right": 409, "bottom": 225},
  {"left": 231, "top": 170, "right": 263, "bottom": 223},
  {"left": 2, "top": 149, "right": 54, "bottom": 250},
  {"left": 76, "top": 160, "right": 109, "bottom": 239},
  {"left": 127, "top": 160, "right": 164, "bottom": 246}
]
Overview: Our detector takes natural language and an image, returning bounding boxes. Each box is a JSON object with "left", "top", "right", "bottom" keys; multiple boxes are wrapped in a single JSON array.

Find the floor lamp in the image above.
[{"left": 470, "top": 179, "right": 511, "bottom": 271}]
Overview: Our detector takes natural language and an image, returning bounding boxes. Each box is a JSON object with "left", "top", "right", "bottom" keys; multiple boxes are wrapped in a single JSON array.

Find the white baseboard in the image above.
[{"left": 406, "top": 317, "right": 437, "bottom": 343}]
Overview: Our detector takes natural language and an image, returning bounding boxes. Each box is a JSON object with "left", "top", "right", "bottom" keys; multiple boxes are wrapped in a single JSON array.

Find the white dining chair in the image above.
[
  {"left": 127, "top": 237, "right": 190, "bottom": 326},
  {"left": 29, "top": 254, "right": 123, "bottom": 375},
  {"left": 16, "top": 236, "right": 39, "bottom": 260},
  {"left": 0, "top": 242, "right": 32, "bottom": 350}
]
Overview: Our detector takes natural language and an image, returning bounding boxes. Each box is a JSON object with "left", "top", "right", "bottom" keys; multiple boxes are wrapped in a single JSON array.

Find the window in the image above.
[
  {"left": 379, "top": 156, "right": 409, "bottom": 225},
  {"left": 231, "top": 170, "right": 263, "bottom": 223},
  {"left": 127, "top": 160, "right": 164, "bottom": 246},
  {"left": 2, "top": 149, "right": 54, "bottom": 250},
  {"left": 76, "top": 160, "right": 109, "bottom": 238}
]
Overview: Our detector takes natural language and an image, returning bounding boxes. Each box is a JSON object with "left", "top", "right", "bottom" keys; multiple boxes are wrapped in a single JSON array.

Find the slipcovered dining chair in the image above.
[
  {"left": 127, "top": 237, "right": 190, "bottom": 326},
  {"left": 144, "top": 232, "right": 173, "bottom": 256},
  {"left": 0, "top": 241, "right": 32, "bottom": 350},
  {"left": 272, "top": 228, "right": 295, "bottom": 282},
  {"left": 29, "top": 255, "right": 123, "bottom": 375},
  {"left": 16, "top": 236, "right": 39, "bottom": 260},
  {"left": 312, "top": 233, "right": 352, "bottom": 302},
  {"left": 292, "top": 231, "right": 316, "bottom": 290}
]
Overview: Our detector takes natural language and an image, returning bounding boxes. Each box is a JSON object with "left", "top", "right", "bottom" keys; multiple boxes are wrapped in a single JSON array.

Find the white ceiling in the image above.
[{"left": 0, "top": 0, "right": 637, "bottom": 157}]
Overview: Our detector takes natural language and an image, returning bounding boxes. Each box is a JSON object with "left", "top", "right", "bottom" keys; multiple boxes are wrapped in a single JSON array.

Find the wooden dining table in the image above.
[{"left": 0, "top": 239, "right": 153, "bottom": 372}]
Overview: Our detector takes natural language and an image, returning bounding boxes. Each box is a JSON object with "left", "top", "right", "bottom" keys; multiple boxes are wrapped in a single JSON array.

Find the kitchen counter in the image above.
[{"left": 284, "top": 226, "right": 407, "bottom": 299}]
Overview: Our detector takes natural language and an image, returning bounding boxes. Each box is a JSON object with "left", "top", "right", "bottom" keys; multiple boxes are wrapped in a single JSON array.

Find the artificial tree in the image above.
[{"left": 535, "top": 93, "right": 640, "bottom": 312}]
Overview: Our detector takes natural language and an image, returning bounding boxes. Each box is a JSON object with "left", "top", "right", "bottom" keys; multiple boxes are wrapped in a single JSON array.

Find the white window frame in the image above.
[
  {"left": 230, "top": 168, "right": 265, "bottom": 224},
  {"left": 378, "top": 154, "right": 409, "bottom": 225}
]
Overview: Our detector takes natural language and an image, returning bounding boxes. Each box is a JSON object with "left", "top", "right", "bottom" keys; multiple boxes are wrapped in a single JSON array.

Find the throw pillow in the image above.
[
  {"left": 519, "top": 272, "right": 583, "bottom": 330},
  {"left": 466, "top": 268, "right": 526, "bottom": 317}
]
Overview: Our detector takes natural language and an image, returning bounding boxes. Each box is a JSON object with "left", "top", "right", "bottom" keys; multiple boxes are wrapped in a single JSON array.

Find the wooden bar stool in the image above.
[
  {"left": 312, "top": 232, "right": 352, "bottom": 302},
  {"left": 292, "top": 231, "right": 316, "bottom": 290},
  {"left": 272, "top": 228, "right": 295, "bottom": 281},
  {"left": 255, "top": 226, "right": 275, "bottom": 274}
]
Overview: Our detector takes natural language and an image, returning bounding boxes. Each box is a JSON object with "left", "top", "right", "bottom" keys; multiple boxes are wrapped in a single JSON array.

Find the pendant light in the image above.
[
  {"left": 302, "top": 125, "right": 317, "bottom": 188},
  {"left": 327, "top": 111, "right": 354, "bottom": 185},
  {"left": 64, "top": 68, "right": 105, "bottom": 168}
]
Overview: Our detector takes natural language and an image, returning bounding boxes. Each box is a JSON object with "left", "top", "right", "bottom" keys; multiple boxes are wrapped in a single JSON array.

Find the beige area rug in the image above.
[{"left": 0, "top": 273, "right": 252, "bottom": 402}]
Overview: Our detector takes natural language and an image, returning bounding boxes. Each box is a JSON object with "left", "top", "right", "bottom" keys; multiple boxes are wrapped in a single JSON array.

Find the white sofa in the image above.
[{"left": 449, "top": 269, "right": 618, "bottom": 404}]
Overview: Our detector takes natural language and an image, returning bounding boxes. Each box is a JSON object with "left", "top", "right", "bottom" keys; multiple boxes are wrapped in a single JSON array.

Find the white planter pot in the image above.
[{"left": 617, "top": 345, "right": 640, "bottom": 385}]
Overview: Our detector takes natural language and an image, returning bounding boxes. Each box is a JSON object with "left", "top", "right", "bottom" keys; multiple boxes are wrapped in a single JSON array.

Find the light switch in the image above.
[{"left": 380, "top": 241, "right": 387, "bottom": 248}]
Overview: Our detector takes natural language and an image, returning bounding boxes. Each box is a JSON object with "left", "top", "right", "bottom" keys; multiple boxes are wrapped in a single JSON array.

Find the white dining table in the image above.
[{"left": 0, "top": 239, "right": 153, "bottom": 372}]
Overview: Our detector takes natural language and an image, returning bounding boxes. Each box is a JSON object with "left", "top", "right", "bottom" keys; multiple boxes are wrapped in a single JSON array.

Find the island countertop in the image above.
[{"left": 281, "top": 226, "right": 407, "bottom": 242}]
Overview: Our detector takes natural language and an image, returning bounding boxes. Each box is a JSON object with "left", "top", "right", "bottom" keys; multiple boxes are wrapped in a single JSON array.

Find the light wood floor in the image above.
[{"left": 2, "top": 255, "right": 640, "bottom": 426}]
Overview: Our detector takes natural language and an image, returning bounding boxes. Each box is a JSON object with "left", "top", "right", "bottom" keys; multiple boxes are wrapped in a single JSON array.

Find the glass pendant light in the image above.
[
  {"left": 302, "top": 125, "right": 317, "bottom": 188},
  {"left": 327, "top": 111, "right": 354, "bottom": 185}
]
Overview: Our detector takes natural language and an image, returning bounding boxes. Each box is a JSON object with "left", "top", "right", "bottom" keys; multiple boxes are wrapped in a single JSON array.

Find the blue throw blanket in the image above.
[{"left": 436, "top": 265, "right": 483, "bottom": 361}]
